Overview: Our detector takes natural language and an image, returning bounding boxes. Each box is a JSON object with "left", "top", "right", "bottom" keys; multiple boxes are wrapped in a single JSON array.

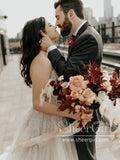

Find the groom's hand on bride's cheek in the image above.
[{"left": 39, "top": 31, "right": 53, "bottom": 52}]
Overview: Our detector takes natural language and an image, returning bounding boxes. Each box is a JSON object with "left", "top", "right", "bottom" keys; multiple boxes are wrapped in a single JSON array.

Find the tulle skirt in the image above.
[{"left": 0, "top": 107, "right": 78, "bottom": 160}]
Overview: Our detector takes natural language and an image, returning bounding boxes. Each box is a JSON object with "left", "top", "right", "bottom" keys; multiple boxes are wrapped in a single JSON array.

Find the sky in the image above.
[{"left": 0, "top": 0, "right": 120, "bottom": 38}]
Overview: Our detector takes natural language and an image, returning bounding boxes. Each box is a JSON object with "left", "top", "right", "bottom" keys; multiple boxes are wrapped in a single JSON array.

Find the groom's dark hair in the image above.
[{"left": 54, "top": 0, "right": 84, "bottom": 19}]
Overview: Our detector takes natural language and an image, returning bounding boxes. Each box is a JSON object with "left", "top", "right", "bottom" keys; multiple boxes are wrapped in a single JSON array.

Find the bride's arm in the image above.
[{"left": 30, "top": 57, "right": 80, "bottom": 121}]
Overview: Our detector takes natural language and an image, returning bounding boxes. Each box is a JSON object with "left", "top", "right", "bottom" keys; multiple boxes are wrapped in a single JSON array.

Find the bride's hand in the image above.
[
  {"left": 69, "top": 112, "right": 81, "bottom": 121},
  {"left": 39, "top": 31, "right": 53, "bottom": 52}
]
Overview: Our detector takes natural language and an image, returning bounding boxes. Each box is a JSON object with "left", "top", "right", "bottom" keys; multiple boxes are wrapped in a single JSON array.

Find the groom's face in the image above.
[{"left": 55, "top": 5, "right": 72, "bottom": 37}]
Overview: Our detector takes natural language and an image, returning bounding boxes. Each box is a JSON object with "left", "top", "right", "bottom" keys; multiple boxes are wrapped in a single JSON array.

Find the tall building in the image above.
[
  {"left": 104, "top": 0, "right": 113, "bottom": 18},
  {"left": 84, "top": 8, "right": 98, "bottom": 29},
  {"left": 84, "top": 8, "right": 93, "bottom": 23}
]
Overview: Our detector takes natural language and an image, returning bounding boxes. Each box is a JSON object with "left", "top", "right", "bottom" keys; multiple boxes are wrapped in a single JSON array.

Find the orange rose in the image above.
[{"left": 82, "top": 88, "right": 96, "bottom": 106}]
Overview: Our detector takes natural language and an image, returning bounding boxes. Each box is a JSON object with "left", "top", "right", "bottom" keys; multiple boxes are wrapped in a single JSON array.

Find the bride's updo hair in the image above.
[{"left": 20, "top": 17, "right": 45, "bottom": 87}]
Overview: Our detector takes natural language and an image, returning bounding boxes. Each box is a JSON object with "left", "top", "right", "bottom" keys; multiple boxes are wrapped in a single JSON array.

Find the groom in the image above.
[{"left": 40, "top": 0, "right": 103, "bottom": 159}]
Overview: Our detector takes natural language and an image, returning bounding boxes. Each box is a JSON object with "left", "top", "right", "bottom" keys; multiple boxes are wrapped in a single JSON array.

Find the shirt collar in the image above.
[{"left": 74, "top": 20, "right": 87, "bottom": 36}]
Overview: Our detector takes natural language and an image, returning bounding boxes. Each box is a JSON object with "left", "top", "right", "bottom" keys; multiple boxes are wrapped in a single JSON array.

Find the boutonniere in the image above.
[{"left": 67, "top": 35, "right": 76, "bottom": 46}]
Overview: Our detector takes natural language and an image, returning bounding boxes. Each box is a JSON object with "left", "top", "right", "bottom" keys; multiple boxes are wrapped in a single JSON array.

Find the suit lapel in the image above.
[
  {"left": 67, "top": 21, "right": 90, "bottom": 59},
  {"left": 76, "top": 21, "right": 90, "bottom": 39}
]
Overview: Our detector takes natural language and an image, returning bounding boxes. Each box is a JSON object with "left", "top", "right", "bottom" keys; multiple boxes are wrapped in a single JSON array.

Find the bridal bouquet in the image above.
[{"left": 40, "top": 63, "right": 120, "bottom": 132}]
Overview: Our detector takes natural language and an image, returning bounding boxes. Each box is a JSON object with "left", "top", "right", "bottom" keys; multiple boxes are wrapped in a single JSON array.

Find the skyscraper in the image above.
[
  {"left": 84, "top": 8, "right": 98, "bottom": 28},
  {"left": 104, "top": 0, "right": 113, "bottom": 18}
]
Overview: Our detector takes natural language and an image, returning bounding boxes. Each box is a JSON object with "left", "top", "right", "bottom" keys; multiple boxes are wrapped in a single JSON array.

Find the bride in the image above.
[{"left": 0, "top": 17, "right": 80, "bottom": 160}]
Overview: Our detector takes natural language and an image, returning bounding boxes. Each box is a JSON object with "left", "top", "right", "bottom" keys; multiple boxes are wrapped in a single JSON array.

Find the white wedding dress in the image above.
[{"left": 0, "top": 71, "right": 79, "bottom": 160}]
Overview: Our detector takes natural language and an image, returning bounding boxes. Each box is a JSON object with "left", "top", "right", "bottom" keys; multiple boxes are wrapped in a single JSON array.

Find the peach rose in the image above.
[
  {"left": 70, "top": 75, "right": 88, "bottom": 91},
  {"left": 78, "top": 95, "right": 84, "bottom": 104},
  {"left": 61, "top": 82, "right": 70, "bottom": 88},
  {"left": 70, "top": 84, "right": 83, "bottom": 92},
  {"left": 70, "top": 90, "right": 80, "bottom": 100},
  {"left": 82, "top": 88, "right": 96, "bottom": 106},
  {"left": 70, "top": 75, "right": 84, "bottom": 85},
  {"left": 101, "top": 81, "right": 112, "bottom": 93}
]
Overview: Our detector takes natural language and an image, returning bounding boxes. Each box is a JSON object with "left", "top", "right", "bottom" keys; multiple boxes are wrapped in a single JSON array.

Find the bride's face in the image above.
[{"left": 45, "top": 21, "right": 59, "bottom": 40}]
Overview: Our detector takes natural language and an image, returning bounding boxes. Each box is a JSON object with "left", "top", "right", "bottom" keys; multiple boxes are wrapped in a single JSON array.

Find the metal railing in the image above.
[
  {"left": 98, "top": 22, "right": 120, "bottom": 43},
  {"left": 102, "top": 60, "right": 120, "bottom": 76},
  {"left": 57, "top": 22, "right": 120, "bottom": 44}
]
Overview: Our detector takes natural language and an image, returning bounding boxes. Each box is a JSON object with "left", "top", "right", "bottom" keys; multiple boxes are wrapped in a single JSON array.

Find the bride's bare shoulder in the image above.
[{"left": 30, "top": 51, "right": 52, "bottom": 74}]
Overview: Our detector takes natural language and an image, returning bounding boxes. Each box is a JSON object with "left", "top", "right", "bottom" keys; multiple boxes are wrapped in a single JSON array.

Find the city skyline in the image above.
[{"left": 0, "top": 0, "right": 120, "bottom": 38}]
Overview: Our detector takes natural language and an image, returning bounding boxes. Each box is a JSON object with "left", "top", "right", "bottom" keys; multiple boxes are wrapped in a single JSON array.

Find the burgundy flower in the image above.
[{"left": 67, "top": 36, "right": 76, "bottom": 46}]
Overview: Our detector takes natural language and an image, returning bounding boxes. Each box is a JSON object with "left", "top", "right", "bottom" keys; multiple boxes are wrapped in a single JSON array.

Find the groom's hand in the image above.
[{"left": 39, "top": 31, "right": 53, "bottom": 52}]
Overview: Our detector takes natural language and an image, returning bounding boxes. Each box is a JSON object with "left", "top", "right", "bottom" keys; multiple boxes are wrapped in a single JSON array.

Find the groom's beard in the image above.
[{"left": 60, "top": 17, "right": 72, "bottom": 37}]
